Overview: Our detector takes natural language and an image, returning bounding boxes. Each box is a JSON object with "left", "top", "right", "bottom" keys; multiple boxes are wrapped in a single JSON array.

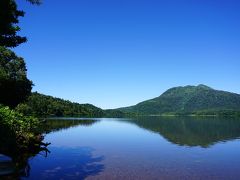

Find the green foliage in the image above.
[
  {"left": 119, "top": 85, "right": 240, "bottom": 116},
  {"left": 0, "top": 46, "right": 33, "bottom": 108},
  {"left": 0, "top": 105, "right": 48, "bottom": 177},
  {"left": 16, "top": 92, "right": 105, "bottom": 117},
  {"left": 0, "top": 105, "right": 41, "bottom": 158},
  {"left": 0, "top": 106, "right": 39, "bottom": 135}
]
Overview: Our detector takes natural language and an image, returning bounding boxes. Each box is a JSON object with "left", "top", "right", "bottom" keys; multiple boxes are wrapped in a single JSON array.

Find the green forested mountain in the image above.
[
  {"left": 16, "top": 92, "right": 105, "bottom": 117},
  {"left": 118, "top": 85, "right": 240, "bottom": 116},
  {"left": 16, "top": 85, "right": 240, "bottom": 117}
]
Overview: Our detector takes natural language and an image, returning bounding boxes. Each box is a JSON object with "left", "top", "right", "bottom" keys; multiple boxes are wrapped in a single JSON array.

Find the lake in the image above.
[{"left": 6, "top": 117, "right": 240, "bottom": 179}]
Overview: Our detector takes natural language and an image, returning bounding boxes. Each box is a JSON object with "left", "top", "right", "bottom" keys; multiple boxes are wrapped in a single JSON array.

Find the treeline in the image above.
[
  {"left": 189, "top": 110, "right": 240, "bottom": 117},
  {"left": 16, "top": 92, "right": 105, "bottom": 117},
  {"left": 16, "top": 92, "right": 132, "bottom": 118}
]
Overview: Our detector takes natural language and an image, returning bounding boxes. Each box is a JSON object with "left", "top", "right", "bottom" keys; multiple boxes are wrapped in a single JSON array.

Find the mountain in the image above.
[
  {"left": 118, "top": 85, "right": 240, "bottom": 116},
  {"left": 16, "top": 85, "right": 240, "bottom": 117}
]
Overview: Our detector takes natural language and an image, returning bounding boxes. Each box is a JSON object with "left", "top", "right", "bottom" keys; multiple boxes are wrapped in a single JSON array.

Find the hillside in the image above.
[
  {"left": 16, "top": 92, "right": 105, "bottom": 117},
  {"left": 118, "top": 85, "right": 240, "bottom": 116}
]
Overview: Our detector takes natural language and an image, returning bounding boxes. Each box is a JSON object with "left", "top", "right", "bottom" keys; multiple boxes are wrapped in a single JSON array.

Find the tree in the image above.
[
  {"left": 0, "top": 0, "right": 26, "bottom": 47},
  {"left": 0, "top": 0, "right": 41, "bottom": 47},
  {"left": 0, "top": 0, "right": 41, "bottom": 107},
  {"left": 0, "top": 46, "right": 33, "bottom": 108}
]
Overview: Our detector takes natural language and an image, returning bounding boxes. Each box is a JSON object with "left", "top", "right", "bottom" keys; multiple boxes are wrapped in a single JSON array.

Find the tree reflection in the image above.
[
  {"left": 39, "top": 119, "right": 98, "bottom": 134},
  {"left": 0, "top": 124, "right": 49, "bottom": 179},
  {"left": 0, "top": 119, "right": 97, "bottom": 179}
]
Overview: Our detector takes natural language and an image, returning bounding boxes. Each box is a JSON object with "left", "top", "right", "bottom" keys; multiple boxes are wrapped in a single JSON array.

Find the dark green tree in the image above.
[
  {"left": 0, "top": 46, "right": 32, "bottom": 108},
  {"left": 0, "top": 0, "right": 41, "bottom": 47},
  {"left": 0, "top": 0, "right": 41, "bottom": 107},
  {"left": 0, "top": 0, "right": 26, "bottom": 47}
]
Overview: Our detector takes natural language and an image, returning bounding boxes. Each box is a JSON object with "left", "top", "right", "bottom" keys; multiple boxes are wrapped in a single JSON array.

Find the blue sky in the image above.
[{"left": 15, "top": 0, "right": 240, "bottom": 109}]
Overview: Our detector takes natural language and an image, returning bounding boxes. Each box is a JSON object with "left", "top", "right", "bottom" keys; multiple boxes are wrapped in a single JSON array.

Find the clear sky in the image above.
[{"left": 15, "top": 0, "right": 240, "bottom": 109}]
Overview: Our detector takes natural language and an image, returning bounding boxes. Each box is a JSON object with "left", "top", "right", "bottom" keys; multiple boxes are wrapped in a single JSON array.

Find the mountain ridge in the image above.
[
  {"left": 117, "top": 84, "right": 240, "bottom": 116},
  {"left": 16, "top": 85, "right": 240, "bottom": 117}
]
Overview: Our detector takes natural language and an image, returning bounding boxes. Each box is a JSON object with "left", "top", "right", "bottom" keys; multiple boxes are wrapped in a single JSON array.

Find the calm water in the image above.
[{"left": 16, "top": 117, "right": 240, "bottom": 179}]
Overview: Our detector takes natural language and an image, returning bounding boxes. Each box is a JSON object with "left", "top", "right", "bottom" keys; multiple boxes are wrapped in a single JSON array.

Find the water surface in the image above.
[{"left": 14, "top": 117, "right": 240, "bottom": 179}]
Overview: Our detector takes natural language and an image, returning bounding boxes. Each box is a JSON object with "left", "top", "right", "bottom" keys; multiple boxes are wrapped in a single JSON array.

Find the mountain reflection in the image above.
[{"left": 127, "top": 116, "right": 240, "bottom": 147}]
